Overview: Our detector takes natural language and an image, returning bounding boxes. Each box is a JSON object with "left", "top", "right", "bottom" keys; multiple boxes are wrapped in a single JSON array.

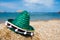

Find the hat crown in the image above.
[{"left": 12, "top": 11, "right": 30, "bottom": 29}]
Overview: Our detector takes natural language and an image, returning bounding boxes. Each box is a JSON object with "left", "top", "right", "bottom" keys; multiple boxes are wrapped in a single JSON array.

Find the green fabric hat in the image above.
[{"left": 9, "top": 11, "right": 34, "bottom": 31}]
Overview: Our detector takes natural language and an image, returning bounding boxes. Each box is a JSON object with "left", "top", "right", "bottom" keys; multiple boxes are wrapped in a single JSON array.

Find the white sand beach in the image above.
[{"left": 0, "top": 20, "right": 60, "bottom": 40}]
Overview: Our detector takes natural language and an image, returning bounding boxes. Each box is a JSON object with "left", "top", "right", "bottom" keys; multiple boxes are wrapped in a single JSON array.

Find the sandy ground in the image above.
[{"left": 0, "top": 20, "right": 60, "bottom": 40}]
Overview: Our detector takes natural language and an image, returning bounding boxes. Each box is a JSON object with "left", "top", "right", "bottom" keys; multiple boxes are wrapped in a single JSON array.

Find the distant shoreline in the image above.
[{"left": 0, "top": 19, "right": 60, "bottom": 24}]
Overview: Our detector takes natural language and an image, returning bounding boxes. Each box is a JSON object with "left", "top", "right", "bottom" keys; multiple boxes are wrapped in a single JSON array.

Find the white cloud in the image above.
[
  {"left": 0, "top": 0, "right": 55, "bottom": 12},
  {"left": 24, "top": 0, "right": 54, "bottom": 7}
]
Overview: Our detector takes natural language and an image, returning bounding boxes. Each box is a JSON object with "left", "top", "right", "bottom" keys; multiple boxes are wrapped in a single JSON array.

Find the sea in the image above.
[{"left": 0, "top": 12, "right": 60, "bottom": 22}]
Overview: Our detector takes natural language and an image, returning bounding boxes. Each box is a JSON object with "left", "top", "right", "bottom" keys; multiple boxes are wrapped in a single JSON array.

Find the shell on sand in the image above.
[{"left": 0, "top": 20, "right": 60, "bottom": 40}]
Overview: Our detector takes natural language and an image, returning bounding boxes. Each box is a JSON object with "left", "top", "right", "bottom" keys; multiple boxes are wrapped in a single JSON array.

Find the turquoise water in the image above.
[{"left": 0, "top": 12, "right": 60, "bottom": 22}]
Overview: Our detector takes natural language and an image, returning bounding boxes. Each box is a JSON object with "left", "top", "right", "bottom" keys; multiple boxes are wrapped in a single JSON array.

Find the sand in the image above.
[{"left": 0, "top": 20, "right": 60, "bottom": 40}]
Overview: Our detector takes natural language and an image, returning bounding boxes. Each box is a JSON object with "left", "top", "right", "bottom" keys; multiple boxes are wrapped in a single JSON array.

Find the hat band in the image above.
[{"left": 5, "top": 21, "right": 34, "bottom": 36}]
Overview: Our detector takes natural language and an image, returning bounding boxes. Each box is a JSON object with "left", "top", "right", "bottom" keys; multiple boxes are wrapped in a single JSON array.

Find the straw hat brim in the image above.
[
  {"left": 7, "top": 19, "right": 34, "bottom": 32},
  {"left": 5, "top": 19, "right": 34, "bottom": 36}
]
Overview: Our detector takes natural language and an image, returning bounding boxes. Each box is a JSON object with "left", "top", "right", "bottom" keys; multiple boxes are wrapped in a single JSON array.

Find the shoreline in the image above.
[{"left": 0, "top": 19, "right": 60, "bottom": 22}]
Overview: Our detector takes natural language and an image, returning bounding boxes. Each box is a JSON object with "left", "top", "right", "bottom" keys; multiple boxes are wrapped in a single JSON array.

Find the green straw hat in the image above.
[
  {"left": 12, "top": 11, "right": 34, "bottom": 31},
  {"left": 5, "top": 11, "right": 34, "bottom": 36}
]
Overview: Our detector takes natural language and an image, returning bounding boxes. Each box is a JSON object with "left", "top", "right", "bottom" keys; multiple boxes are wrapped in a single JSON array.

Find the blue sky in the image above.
[{"left": 0, "top": 0, "right": 60, "bottom": 12}]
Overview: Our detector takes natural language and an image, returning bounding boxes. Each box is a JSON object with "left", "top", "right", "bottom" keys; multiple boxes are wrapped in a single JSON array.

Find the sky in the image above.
[{"left": 0, "top": 0, "right": 60, "bottom": 12}]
